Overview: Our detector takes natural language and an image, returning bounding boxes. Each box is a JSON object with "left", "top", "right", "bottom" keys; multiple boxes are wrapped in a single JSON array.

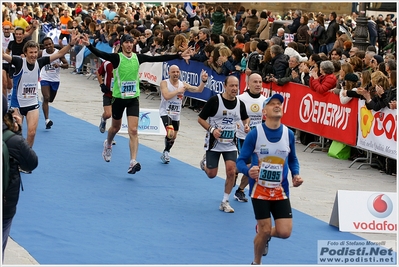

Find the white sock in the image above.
[
  {"left": 45, "top": 119, "right": 50, "bottom": 124},
  {"left": 222, "top": 193, "right": 229, "bottom": 202},
  {"left": 130, "top": 159, "right": 137, "bottom": 165}
]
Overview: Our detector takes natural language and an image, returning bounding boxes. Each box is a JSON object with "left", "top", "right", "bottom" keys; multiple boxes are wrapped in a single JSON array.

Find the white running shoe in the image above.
[
  {"left": 102, "top": 140, "right": 112, "bottom": 162},
  {"left": 219, "top": 201, "right": 234, "bottom": 213},
  {"left": 128, "top": 160, "right": 141, "bottom": 174},
  {"left": 160, "top": 151, "right": 170, "bottom": 164},
  {"left": 200, "top": 153, "right": 206, "bottom": 171}
]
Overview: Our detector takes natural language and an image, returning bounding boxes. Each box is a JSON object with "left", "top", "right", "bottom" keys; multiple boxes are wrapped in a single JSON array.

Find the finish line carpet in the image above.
[{"left": 10, "top": 106, "right": 375, "bottom": 265}]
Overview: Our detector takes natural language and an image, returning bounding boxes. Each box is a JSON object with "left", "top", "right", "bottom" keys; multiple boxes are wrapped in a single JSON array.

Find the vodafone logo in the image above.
[{"left": 367, "top": 193, "right": 393, "bottom": 218}]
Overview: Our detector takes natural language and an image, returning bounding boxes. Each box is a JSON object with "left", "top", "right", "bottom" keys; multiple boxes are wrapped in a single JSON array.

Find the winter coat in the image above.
[
  {"left": 296, "top": 24, "right": 310, "bottom": 45},
  {"left": 309, "top": 73, "right": 337, "bottom": 94},
  {"left": 243, "top": 14, "right": 259, "bottom": 34},
  {"left": 211, "top": 11, "right": 226, "bottom": 35},
  {"left": 256, "top": 18, "right": 270, "bottom": 40},
  {"left": 271, "top": 53, "right": 289, "bottom": 78},
  {"left": 325, "top": 20, "right": 339, "bottom": 44},
  {"left": 2, "top": 123, "right": 38, "bottom": 220}
]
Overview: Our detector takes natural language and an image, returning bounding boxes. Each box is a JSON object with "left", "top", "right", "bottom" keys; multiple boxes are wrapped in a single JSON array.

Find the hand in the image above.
[
  {"left": 79, "top": 33, "right": 90, "bottom": 46},
  {"left": 213, "top": 128, "right": 222, "bottom": 139},
  {"left": 100, "top": 83, "right": 110, "bottom": 93},
  {"left": 243, "top": 124, "right": 250, "bottom": 133},
  {"left": 291, "top": 70, "right": 298, "bottom": 79},
  {"left": 292, "top": 175, "right": 303, "bottom": 187},
  {"left": 177, "top": 86, "right": 186, "bottom": 94},
  {"left": 181, "top": 46, "right": 194, "bottom": 58},
  {"left": 248, "top": 166, "right": 260, "bottom": 180},
  {"left": 200, "top": 69, "right": 208, "bottom": 81},
  {"left": 389, "top": 100, "right": 397, "bottom": 109}
]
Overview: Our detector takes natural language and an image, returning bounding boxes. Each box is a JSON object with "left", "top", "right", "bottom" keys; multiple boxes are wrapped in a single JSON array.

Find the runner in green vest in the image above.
[{"left": 81, "top": 34, "right": 193, "bottom": 174}]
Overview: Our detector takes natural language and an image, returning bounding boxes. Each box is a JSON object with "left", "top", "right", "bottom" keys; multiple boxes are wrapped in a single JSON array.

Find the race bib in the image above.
[
  {"left": 44, "top": 64, "right": 57, "bottom": 73},
  {"left": 258, "top": 162, "right": 283, "bottom": 188},
  {"left": 218, "top": 129, "right": 235, "bottom": 143},
  {"left": 167, "top": 100, "right": 181, "bottom": 116},
  {"left": 121, "top": 81, "right": 136, "bottom": 97},
  {"left": 61, "top": 24, "right": 67, "bottom": 30},
  {"left": 22, "top": 82, "right": 37, "bottom": 98}
]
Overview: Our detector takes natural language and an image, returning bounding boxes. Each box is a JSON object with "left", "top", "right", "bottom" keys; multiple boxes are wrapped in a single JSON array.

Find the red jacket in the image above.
[{"left": 309, "top": 73, "right": 337, "bottom": 94}]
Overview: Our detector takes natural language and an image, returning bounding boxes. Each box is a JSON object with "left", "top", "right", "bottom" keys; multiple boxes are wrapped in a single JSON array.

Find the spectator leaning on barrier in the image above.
[
  {"left": 270, "top": 55, "right": 301, "bottom": 86},
  {"left": 270, "top": 44, "right": 289, "bottom": 79},
  {"left": 357, "top": 71, "right": 390, "bottom": 111},
  {"left": 309, "top": 60, "right": 337, "bottom": 94}
]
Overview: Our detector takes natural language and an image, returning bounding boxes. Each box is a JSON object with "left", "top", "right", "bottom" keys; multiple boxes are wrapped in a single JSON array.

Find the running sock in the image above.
[
  {"left": 164, "top": 136, "right": 175, "bottom": 152},
  {"left": 45, "top": 119, "right": 50, "bottom": 124},
  {"left": 222, "top": 193, "right": 230, "bottom": 202},
  {"left": 130, "top": 159, "right": 137, "bottom": 165}
]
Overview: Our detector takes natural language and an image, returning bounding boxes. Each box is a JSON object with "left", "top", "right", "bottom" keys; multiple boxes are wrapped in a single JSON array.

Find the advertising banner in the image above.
[
  {"left": 239, "top": 74, "right": 358, "bottom": 146},
  {"left": 120, "top": 108, "right": 166, "bottom": 135},
  {"left": 138, "top": 62, "right": 163, "bottom": 86},
  {"left": 356, "top": 100, "right": 397, "bottom": 159},
  {"left": 331, "top": 190, "right": 397, "bottom": 234},
  {"left": 163, "top": 59, "right": 235, "bottom": 102}
]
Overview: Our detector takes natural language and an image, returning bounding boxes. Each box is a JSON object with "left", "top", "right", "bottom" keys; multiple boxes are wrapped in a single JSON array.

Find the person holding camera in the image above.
[{"left": 2, "top": 95, "right": 38, "bottom": 262}]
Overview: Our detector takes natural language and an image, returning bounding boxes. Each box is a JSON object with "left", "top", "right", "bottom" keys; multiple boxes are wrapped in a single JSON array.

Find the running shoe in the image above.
[
  {"left": 199, "top": 153, "right": 206, "bottom": 171},
  {"left": 99, "top": 117, "right": 106, "bottom": 133},
  {"left": 234, "top": 189, "right": 248, "bottom": 202},
  {"left": 112, "top": 140, "right": 116, "bottom": 145},
  {"left": 102, "top": 140, "right": 112, "bottom": 162},
  {"left": 128, "top": 161, "right": 141, "bottom": 174},
  {"left": 263, "top": 237, "right": 271, "bottom": 256},
  {"left": 160, "top": 151, "right": 170, "bottom": 164},
  {"left": 45, "top": 120, "right": 53, "bottom": 129},
  {"left": 219, "top": 201, "right": 234, "bottom": 213}
]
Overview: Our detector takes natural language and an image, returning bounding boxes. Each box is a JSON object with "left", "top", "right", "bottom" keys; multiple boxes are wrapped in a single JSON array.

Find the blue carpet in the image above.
[{"left": 9, "top": 106, "right": 395, "bottom": 265}]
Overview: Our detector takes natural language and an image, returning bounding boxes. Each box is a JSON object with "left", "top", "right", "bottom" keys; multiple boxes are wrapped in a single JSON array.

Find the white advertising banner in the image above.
[
  {"left": 120, "top": 108, "right": 166, "bottom": 136},
  {"left": 336, "top": 190, "right": 397, "bottom": 233},
  {"left": 357, "top": 100, "right": 397, "bottom": 159},
  {"left": 138, "top": 62, "right": 163, "bottom": 86}
]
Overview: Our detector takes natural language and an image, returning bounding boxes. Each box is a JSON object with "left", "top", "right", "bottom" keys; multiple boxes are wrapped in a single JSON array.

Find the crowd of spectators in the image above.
[{"left": 2, "top": 2, "right": 397, "bottom": 175}]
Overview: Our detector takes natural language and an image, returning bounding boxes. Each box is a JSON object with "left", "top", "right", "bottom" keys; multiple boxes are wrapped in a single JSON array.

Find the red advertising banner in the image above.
[{"left": 239, "top": 73, "right": 358, "bottom": 146}]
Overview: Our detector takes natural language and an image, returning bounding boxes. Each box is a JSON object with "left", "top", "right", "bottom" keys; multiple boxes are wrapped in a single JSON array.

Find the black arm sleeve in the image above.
[
  {"left": 198, "top": 96, "right": 219, "bottom": 120},
  {"left": 239, "top": 100, "right": 249, "bottom": 120},
  {"left": 86, "top": 44, "right": 120, "bottom": 68},
  {"left": 11, "top": 57, "right": 23, "bottom": 73},
  {"left": 38, "top": 57, "right": 50, "bottom": 70},
  {"left": 137, "top": 53, "right": 180, "bottom": 64}
]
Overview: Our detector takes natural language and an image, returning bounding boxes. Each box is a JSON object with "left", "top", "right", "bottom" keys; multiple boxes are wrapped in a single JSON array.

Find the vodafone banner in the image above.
[
  {"left": 333, "top": 190, "right": 397, "bottom": 233},
  {"left": 239, "top": 74, "right": 358, "bottom": 146},
  {"left": 357, "top": 100, "right": 397, "bottom": 159},
  {"left": 138, "top": 62, "right": 163, "bottom": 86}
]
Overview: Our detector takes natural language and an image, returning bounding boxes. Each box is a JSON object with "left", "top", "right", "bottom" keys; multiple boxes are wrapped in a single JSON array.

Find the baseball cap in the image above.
[
  {"left": 263, "top": 94, "right": 284, "bottom": 108},
  {"left": 120, "top": 34, "right": 134, "bottom": 44},
  {"left": 17, "top": 11, "right": 23, "bottom": 15},
  {"left": 373, "top": 54, "right": 384, "bottom": 64}
]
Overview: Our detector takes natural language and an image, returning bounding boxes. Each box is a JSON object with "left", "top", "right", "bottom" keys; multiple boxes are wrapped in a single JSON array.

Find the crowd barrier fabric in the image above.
[
  {"left": 138, "top": 62, "right": 163, "bottom": 85},
  {"left": 239, "top": 73, "right": 358, "bottom": 146},
  {"left": 357, "top": 100, "right": 397, "bottom": 159},
  {"left": 162, "top": 59, "right": 239, "bottom": 102}
]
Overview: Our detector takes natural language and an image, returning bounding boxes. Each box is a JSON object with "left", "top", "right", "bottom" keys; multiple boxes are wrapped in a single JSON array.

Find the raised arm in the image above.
[
  {"left": 49, "top": 32, "right": 79, "bottom": 62},
  {"left": 184, "top": 69, "right": 208, "bottom": 93}
]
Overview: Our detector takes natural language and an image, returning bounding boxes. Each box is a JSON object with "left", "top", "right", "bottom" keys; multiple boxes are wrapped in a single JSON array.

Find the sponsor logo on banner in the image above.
[
  {"left": 336, "top": 190, "right": 397, "bottom": 233},
  {"left": 299, "top": 93, "right": 351, "bottom": 130},
  {"left": 357, "top": 100, "right": 397, "bottom": 159},
  {"left": 120, "top": 109, "right": 166, "bottom": 135},
  {"left": 367, "top": 194, "right": 393, "bottom": 218}
]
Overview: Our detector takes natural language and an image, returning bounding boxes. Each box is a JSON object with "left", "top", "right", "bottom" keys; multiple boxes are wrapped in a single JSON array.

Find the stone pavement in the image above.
[{"left": 4, "top": 68, "right": 397, "bottom": 265}]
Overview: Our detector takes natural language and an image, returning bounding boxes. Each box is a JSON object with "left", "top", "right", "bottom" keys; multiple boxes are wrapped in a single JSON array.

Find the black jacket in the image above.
[
  {"left": 271, "top": 53, "right": 289, "bottom": 79},
  {"left": 3, "top": 123, "right": 38, "bottom": 219},
  {"left": 325, "top": 20, "right": 339, "bottom": 44}
]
